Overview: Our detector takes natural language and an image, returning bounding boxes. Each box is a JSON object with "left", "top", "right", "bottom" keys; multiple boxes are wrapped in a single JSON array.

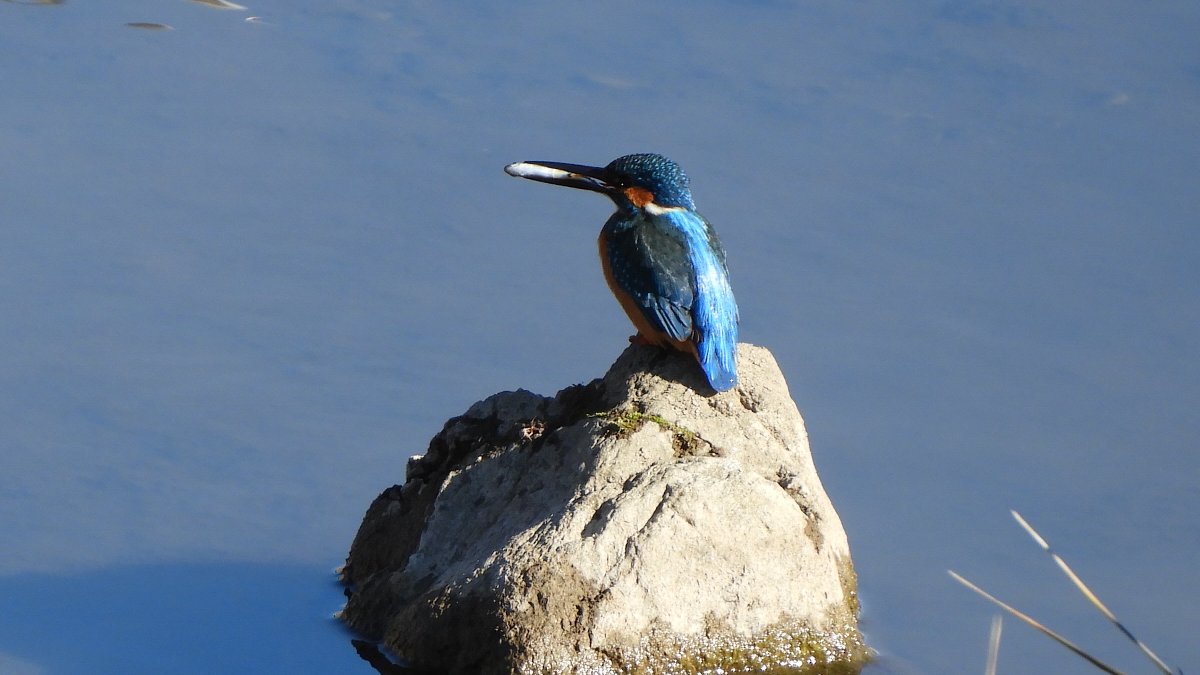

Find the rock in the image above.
[{"left": 340, "top": 344, "right": 865, "bottom": 674}]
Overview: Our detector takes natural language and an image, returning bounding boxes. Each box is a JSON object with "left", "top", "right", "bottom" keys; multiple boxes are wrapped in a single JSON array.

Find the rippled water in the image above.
[{"left": 2, "top": 1, "right": 1196, "bottom": 673}]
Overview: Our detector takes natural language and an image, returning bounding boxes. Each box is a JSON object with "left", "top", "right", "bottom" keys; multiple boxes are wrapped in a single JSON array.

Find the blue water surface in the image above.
[{"left": 2, "top": 1, "right": 1197, "bottom": 674}]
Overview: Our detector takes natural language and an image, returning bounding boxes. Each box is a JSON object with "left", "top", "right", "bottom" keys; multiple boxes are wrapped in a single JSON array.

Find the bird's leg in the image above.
[{"left": 628, "top": 333, "right": 656, "bottom": 346}]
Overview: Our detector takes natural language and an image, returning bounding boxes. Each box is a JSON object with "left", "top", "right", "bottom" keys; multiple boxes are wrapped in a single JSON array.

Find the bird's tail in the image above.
[{"left": 697, "top": 332, "right": 738, "bottom": 392}]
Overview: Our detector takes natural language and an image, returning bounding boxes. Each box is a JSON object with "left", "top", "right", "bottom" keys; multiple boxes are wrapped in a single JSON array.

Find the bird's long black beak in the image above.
[{"left": 504, "top": 160, "right": 613, "bottom": 194}]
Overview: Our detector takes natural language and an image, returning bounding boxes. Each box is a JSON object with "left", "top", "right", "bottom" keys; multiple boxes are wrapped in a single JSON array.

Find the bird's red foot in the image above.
[{"left": 628, "top": 333, "right": 655, "bottom": 346}]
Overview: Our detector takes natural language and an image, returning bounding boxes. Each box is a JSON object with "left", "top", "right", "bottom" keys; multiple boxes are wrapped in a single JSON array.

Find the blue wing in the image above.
[
  {"left": 603, "top": 214, "right": 696, "bottom": 342},
  {"left": 603, "top": 211, "right": 739, "bottom": 391}
]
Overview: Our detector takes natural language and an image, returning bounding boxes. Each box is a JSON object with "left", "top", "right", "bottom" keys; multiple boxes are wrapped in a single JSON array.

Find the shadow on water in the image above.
[
  {"left": 0, "top": 562, "right": 359, "bottom": 674},
  {"left": 352, "top": 640, "right": 444, "bottom": 675}
]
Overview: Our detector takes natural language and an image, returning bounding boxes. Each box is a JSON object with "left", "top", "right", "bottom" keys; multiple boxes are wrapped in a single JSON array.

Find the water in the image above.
[{"left": 1, "top": 1, "right": 1197, "bottom": 673}]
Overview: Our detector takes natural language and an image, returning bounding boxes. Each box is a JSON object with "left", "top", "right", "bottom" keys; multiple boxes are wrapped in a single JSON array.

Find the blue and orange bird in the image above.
[{"left": 505, "top": 153, "right": 739, "bottom": 392}]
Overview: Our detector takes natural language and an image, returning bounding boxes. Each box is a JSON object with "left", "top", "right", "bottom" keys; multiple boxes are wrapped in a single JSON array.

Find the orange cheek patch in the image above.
[{"left": 624, "top": 187, "right": 655, "bottom": 208}]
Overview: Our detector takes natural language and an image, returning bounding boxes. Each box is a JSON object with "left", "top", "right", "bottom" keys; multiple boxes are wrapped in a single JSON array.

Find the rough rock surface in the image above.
[{"left": 341, "top": 344, "right": 865, "bottom": 674}]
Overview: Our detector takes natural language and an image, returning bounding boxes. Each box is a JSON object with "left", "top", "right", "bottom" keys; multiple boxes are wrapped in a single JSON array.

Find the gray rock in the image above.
[{"left": 341, "top": 344, "right": 865, "bottom": 674}]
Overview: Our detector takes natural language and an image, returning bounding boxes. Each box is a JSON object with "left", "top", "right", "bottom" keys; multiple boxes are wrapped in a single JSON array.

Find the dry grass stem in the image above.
[
  {"left": 1011, "top": 511, "right": 1180, "bottom": 675},
  {"left": 948, "top": 570, "right": 1126, "bottom": 675},
  {"left": 984, "top": 614, "right": 1002, "bottom": 675}
]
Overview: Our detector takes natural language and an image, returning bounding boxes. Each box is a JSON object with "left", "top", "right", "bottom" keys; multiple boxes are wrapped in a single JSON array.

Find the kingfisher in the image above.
[{"left": 504, "top": 153, "right": 739, "bottom": 392}]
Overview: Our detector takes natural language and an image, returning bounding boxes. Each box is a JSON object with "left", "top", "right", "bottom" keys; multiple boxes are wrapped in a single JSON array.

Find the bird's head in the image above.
[{"left": 505, "top": 153, "right": 695, "bottom": 214}]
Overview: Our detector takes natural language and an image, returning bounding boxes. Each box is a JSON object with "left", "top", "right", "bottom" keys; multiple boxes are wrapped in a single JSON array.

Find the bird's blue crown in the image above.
[{"left": 606, "top": 153, "right": 696, "bottom": 210}]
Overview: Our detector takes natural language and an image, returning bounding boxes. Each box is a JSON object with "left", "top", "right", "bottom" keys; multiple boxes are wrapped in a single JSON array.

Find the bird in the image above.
[{"left": 504, "top": 153, "right": 739, "bottom": 392}]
